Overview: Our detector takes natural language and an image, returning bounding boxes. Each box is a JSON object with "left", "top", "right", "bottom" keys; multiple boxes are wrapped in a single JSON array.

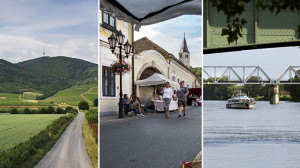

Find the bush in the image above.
[
  {"left": 10, "top": 108, "right": 18, "bottom": 114},
  {"left": 39, "top": 108, "right": 46, "bottom": 114},
  {"left": 65, "top": 106, "right": 74, "bottom": 113},
  {"left": 55, "top": 108, "right": 65, "bottom": 114},
  {"left": 93, "top": 98, "right": 98, "bottom": 107},
  {"left": 78, "top": 101, "right": 89, "bottom": 111},
  {"left": 24, "top": 108, "right": 31, "bottom": 114},
  {"left": 68, "top": 109, "right": 78, "bottom": 114},
  {"left": 46, "top": 106, "right": 55, "bottom": 114},
  {"left": 85, "top": 110, "right": 98, "bottom": 143}
]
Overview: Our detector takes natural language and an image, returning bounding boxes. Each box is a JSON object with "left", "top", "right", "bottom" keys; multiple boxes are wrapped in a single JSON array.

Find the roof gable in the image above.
[{"left": 134, "top": 37, "right": 169, "bottom": 56}]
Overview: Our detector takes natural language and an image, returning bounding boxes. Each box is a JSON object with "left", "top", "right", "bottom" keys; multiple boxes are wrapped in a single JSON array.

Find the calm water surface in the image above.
[{"left": 204, "top": 100, "right": 300, "bottom": 168}]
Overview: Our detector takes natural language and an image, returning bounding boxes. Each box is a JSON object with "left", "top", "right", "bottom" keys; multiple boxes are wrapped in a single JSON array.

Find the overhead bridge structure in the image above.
[
  {"left": 203, "top": 1, "right": 300, "bottom": 53},
  {"left": 203, "top": 66, "right": 300, "bottom": 104}
]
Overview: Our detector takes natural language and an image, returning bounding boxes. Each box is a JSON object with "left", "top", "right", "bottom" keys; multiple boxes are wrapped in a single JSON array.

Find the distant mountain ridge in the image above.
[{"left": 0, "top": 56, "right": 97, "bottom": 98}]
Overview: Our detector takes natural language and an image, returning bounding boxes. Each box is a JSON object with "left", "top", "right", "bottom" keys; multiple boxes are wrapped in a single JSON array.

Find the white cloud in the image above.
[
  {"left": 0, "top": 34, "right": 97, "bottom": 64},
  {"left": 0, "top": 0, "right": 97, "bottom": 64},
  {"left": 135, "top": 15, "right": 202, "bottom": 67}
]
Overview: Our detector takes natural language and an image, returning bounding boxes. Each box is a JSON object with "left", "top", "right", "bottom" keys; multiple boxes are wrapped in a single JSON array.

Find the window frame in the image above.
[
  {"left": 102, "top": 66, "right": 116, "bottom": 97},
  {"left": 102, "top": 11, "right": 117, "bottom": 33}
]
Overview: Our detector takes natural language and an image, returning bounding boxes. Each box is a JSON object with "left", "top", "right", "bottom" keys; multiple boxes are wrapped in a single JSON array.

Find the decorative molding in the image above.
[{"left": 136, "top": 62, "right": 166, "bottom": 81}]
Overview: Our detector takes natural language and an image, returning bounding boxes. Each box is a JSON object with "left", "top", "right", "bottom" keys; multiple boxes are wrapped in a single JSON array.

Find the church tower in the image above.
[{"left": 179, "top": 33, "right": 190, "bottom": 67}]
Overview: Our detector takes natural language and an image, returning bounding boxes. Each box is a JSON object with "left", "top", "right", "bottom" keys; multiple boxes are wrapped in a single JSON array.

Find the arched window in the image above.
[
  {"left": 185, "top": 54, "right": 188, "bottom": 58},
  {"left": 179, "top": 54, "right": 182, "bottom": 58},
  {"left": 187, "top": 84, "right": 189, "bottom": 88},
  {"left": 140, "top": 67, "right": 161, "bottom": 80},
  {"left": 177, "top": 78, "right": 180, "bottom": 83}
]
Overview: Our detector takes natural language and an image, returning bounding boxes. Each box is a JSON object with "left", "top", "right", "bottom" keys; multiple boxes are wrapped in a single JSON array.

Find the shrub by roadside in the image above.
[
  {"left": 82, "top": 112, "right": 98, "bottom": 168},
  {"left": 85, "top": 110, "right": 98, "bottom": 143},
  {"left": 0, "top": 113, "right": 77, "bottom": 168},
  {"left": 9, "top": 106, "right": 78, "bottom": 114}
]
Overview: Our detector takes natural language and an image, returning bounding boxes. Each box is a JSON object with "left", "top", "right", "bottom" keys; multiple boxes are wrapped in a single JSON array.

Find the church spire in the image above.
[
  {"left": 180, "top": 33, "right": 190, "bottom": 53},
  {"left": 178, "top": 33, "right": 190, "bottom": 67}
]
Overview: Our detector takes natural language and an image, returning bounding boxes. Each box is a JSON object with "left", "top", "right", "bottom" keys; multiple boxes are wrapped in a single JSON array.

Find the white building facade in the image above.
[{"left": 100, "top": 9, "right": 200, "bottom": 114}]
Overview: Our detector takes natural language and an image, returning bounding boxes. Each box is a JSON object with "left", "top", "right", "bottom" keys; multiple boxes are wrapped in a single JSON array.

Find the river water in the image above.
[{"left": 204, "top": 100, "right": 300, "bottom": 168}]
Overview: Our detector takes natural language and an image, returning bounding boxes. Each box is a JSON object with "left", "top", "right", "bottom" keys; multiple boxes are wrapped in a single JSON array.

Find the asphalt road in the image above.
[
  {"left": 100, "top": 106, "right": 202, "bottom": 168},
  {"left": 35, "top": 112, "right": 92, "bottom": 168}
]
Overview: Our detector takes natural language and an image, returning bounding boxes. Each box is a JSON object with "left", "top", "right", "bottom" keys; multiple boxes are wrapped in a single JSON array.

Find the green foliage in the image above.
[
  {"left": 10, "top": 108, "right": 18, "bottom": 114},
  {"left": 0, "top": 56, "right": 97, "bottom": 99},
  {"left": 44, "top": 84, "right": 98, "bottom": 106},
  {"left": 24, "top": 108, "right": 31, "bottom": 114},
  {"left": 0, "top": 114, "right": 76, "bottom": 168},
  {"left": 55, "top": 108, "right": 65, "bottom": 114},
  {"left": 9, "top": 106, "right": 69, "bottom": 114},
  {"left": 256, "top": 0, "right": 300, "bottom": 15},
  {"left": 93, "top": 98, "right": 98, "bottom": 107},
  {"left": 204, "top": 84, "right": 241, "bottom": 100},
  {"left": 283, "top": 70, "right": 300, "bottom": 101},
  {"left": 68, "top": 109, "right": 78, "bottom": 114},
  {"left": 190, "top": 67, "right": 202, "bottom": 80},
  {"left": 46, "top": 106, "right": 55, "bottom": 114},
  {"left": 0, "top": 93, "right": 51, "bottom": 106},
  {"left": 204, "top": 83, "right": 273, "bottom": 100},
  {"left": 39, "top": 108, "right": 46, "bottom": 114},
  {"left": 23, "top": 92, "right": 43, "bottom": 100},
  {"left": 211, "top": 0, "right": 250, "bottom": 44},
  {"left": 65, "top": 106, "right": 74, "bottom": 113},
  {"left": 78, "top": 101, "right": 89, "bottom": 111},
  {"left": 85, "top": 110, "right": 98, "bottom": 143}
]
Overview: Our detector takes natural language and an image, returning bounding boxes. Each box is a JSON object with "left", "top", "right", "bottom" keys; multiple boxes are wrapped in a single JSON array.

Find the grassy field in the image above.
[
  {"left": 23, "top": 92, "right": 43, "bottom": 100},
  {"left": 82, "top": 87, "right": 98, "bottom": 104},
  {"left": 0, "top": 84, "right": 98, "bottom": 108},
  {"left": 0, "top": 93, "right": 51, "bottom": 106},
  {"left": 0, "top": 114, "right": 63, "bottom": 150},
  {"left": 44, "top": 84, "right": 98, "bottom": 106}
]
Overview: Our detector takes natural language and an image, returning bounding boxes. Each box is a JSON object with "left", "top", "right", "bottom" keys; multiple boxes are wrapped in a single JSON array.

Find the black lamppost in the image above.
[{"left": 108, "top": 30, "right": 132, "bottom": 118}]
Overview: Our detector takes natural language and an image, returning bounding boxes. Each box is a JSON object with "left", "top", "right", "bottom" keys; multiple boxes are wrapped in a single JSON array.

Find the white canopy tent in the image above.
[
  {"left": 135, "top": 73, "right": 179, "bottom": 96},
  {"left": 100, "top": 0, "right": 202, "bottom": 31}
]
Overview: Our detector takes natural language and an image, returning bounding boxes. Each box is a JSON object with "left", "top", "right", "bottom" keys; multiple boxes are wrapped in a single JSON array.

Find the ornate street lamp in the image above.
[
  {"left": 124, "top": 40, "right": 132, "bottom": 58},
  {"left": 116, "top": 30, "right": 125, "bottom": 45},
  {"left": 108, "top": 33, "right": 117, "bottom": 53},
  {"left": 108, "top": 30, "right": 132, "bottom": 118}
]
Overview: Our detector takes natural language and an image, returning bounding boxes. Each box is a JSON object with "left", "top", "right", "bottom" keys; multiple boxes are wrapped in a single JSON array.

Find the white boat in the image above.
[{"left": 226, "top": 93, "right": 256, "bottom": 109}]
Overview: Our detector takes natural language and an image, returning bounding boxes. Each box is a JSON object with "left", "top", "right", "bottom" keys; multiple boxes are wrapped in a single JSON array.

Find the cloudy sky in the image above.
[
  {"left": 204, "top": 47, "right": 300, "bottom": 80},
  {"left": 0, "top": 0, "right": 97, "bottom": 64},
  {"left": 135, "top": 15, "right": 202, "bottom": 68}
]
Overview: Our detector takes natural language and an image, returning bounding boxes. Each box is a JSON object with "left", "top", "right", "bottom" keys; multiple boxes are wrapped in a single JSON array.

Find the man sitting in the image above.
[
  {"left": 130, "top": 95, "right": 145, "bottom": 116},
  {"left": 123, "top": 94, "right": 131, "bottom": 115}
]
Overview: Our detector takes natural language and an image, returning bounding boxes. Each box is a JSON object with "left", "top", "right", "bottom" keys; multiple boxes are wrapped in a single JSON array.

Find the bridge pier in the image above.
[{"left": 270, "top": 85, "right": 279, "bottom": 104}]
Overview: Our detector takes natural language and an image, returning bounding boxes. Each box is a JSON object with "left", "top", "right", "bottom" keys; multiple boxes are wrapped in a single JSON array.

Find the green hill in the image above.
[
  {"left": 0, "top": 56, "right": 97, "bottom": 98},
  {"left": 43, "top": 84, "right": 98, "bottom": 106}
]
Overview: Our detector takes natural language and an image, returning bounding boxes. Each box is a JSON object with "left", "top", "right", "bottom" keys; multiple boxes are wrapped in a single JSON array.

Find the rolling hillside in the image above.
[
  {"left": 44, "top": 84, "right": 98, "bottom": 106},
  {"left": 0, "top": 56, "right": 97, "bottom": 98}
]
